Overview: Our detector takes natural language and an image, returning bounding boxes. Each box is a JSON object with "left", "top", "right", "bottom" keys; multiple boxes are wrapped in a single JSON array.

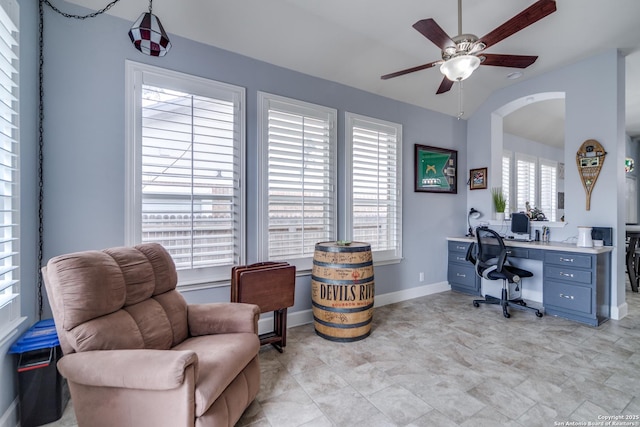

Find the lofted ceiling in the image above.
[{"left": 65, "top": 0, "right": 640, "bottom": 145}]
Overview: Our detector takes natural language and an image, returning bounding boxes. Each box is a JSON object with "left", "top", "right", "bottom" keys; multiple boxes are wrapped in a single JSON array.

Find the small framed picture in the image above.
[{"left": 469, "top": 167, "right": 488, "bottom": 190}]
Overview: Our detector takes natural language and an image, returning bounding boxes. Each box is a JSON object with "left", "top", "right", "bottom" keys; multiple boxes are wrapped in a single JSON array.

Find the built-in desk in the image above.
[{"left": 447, "top": 237, "right": 613, "bottom": 326}]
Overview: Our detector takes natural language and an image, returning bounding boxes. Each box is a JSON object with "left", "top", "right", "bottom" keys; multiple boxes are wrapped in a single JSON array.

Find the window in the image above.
[
  {"left": 345, "top": 113, "right": 402, "bottom": 262},
  {"left": 539, "top": 159, "right": 557, "bottom": 221},
  {"left": 515, "top": 153, "right": 537, "bottom": 213},
  {"left": 0, "top": 0, "right": 20, "bottom": 338},
  {"left": 502, "top": 150, "right": 511, "bottom": 217},
  {"left": 258, "top": 92, "right": 337, "bottom": 271},
  {"left": 504, "top": 151, "right": 558, "bottom": 221},
  {"left": 126, "top": 62, "right": 245, "bottom": 285}
]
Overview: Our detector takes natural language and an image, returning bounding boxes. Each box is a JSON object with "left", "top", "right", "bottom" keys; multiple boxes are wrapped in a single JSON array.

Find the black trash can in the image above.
[{"left": 9, "top": 319, "right": 69, "bottom": 427}]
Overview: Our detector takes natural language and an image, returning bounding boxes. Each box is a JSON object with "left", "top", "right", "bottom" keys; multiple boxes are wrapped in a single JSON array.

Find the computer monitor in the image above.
[{"left": 511, "top": 212, "right": 531, "bottom": 241}]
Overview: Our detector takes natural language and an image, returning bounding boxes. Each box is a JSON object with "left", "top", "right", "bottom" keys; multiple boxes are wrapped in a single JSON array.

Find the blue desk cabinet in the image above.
[
  {"left": 447, "top": 241, "right": 481, "bottom": 295},
  {"left": 543, "top": 251, "right": 611, "bottom": 326},
  {"left": 447, "top": 237, "right": 612, "bottom": 326}
]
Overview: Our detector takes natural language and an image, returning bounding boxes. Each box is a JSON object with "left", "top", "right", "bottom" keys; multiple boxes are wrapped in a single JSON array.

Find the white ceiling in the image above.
[{"left": 66, "top": 0, "right": 640, "bottom": 144}]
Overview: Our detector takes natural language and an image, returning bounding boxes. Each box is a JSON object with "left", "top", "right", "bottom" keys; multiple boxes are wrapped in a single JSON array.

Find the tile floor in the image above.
[{"left": 45, "top": 287, "right": 640, "bottom": 427}]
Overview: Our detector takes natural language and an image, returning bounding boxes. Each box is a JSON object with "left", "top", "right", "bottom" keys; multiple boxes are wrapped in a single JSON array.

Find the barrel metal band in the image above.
[
  {"left": 314, "top": 330, "right": 371, "bottom": 342},
  {"left": 310, "top": 275, "right": 375, "bottom": 285},
  {"left": 314, "top": 243, "right": 371, "bottom": 253},
  {"left": 312, "top": 300, "right": 374, "bottom": 313},
  {"left": 312, "top": 260, "right": 372, "bottom": 269},
  {"left": 313, "top": 315, "right": 372, "bottom": 329}
]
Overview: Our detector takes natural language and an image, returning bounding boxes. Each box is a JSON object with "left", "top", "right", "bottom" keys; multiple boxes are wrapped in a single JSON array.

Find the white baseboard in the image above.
[
  {"left": 611, "top": 301, "right": 628, "bottom": 320},
  {"left": 373, "top": 281, "right": 451, "bottom": 307},
  {"left": 0, "top": 398, "right": 18, "bottom": 427},
  {"left": 258, "top": 281, "right": 451, "bottom": 334}
]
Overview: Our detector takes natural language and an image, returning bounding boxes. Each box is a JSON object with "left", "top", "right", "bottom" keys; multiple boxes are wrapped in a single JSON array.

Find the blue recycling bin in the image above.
[{"left": 9, "top": 319, "right": 69, "bottom": 427}]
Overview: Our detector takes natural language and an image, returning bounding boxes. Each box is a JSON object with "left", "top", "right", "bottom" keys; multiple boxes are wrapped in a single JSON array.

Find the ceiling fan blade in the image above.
[
  {"left": 436, "top": 77, "right": 454, "bottom": 94},
  {"left": 413, "top": 19, "right": 455, "bottom": 50},
  {"left": 479, "top": 0, "right": 557, "bottom": 49},
  {"left": 381, "top": 60, "right": 441, "bottom": 80},
  {"left": 480, "top": 53, "right": 538, "bottom": 68}
]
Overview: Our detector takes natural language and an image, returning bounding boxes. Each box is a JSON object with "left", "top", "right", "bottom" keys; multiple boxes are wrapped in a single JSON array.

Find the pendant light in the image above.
[{"left": 128, "top": 0, "right": 171, "bottom": 57}]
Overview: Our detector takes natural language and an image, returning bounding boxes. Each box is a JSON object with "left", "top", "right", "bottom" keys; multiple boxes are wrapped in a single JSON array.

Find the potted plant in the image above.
[{"left": 491, "top": 187, "right": 506, "bottom": 221}]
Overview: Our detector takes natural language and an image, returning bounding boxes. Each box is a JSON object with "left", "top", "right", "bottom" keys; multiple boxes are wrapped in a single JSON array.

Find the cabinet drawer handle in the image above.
[
  {"left": 456, "top": 256, "right": 465, "bottom": 261},
  {"left": 559, "top": 293, "right": 574, "bottom": 300},
  {"left": 506, "top": 250, "right": 512, "bottom": 255},
  {"left": 456, "top": 273, "right": 466, "bottom": 278},
  {"left": 456, "top": 246, "right": 466, "bottom": 250},
  {"left": 559, "top": 257, "right": 574, "bottom": 263},
  {"left": 559, "top": 272, "right": 574, "bottom": 278}
]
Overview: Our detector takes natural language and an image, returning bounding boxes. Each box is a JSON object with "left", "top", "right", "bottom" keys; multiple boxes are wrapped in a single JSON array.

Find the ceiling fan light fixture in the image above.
[{"left": 440, "top": 55, "right": 481, "bottom": 81}]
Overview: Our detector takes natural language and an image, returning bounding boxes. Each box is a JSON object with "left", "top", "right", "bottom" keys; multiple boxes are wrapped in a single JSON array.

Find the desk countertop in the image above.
[
  {"left": 447, "top": 236, "right": 614, "bottom": 255},
  {"left": 626, "top": 225, "right": 640, "bottom": 234}
]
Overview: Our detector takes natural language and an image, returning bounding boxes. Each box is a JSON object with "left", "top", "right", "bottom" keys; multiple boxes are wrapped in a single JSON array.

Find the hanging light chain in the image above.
[
  {"left": 42, "top": 0, "right": 122, "bottom": 20},
  {"left": 457, "top": 80, "right": 465, "bottom": 120}
]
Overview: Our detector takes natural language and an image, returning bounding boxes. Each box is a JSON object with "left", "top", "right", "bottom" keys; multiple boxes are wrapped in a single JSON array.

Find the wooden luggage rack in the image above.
[{"left": 231, "top": 262, "right": 296, "bottom": 352}]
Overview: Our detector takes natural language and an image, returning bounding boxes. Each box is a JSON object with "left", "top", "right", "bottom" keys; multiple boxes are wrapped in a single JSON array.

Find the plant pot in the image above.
[{"left": 496, "top": 212, "right": 505, "bottom": 222}]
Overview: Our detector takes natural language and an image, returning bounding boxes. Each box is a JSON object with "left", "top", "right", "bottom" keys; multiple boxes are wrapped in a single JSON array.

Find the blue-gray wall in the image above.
[
  {"left": 38, "top": 1, "right": 466, "bottom": 311},
  {"left": 467, "top": 49, "right": 627, "bottom": 318},
  {"left": 3, "top": 2, "right": 469, "bottom": 419},
  {"left": 2, "top": 0, "right": 631, "bottom": 422}
]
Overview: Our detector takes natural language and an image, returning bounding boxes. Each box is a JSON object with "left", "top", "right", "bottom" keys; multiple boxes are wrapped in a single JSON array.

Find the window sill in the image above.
[{"left": 0, "top": 316, "right": 27, "bottom": 349}]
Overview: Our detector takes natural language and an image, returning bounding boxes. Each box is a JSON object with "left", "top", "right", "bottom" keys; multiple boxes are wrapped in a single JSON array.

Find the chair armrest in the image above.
[
  {"left": 465, "top": 242, "right": 476, "bottom": 265},
  {"left": 57, "top": 349, "right": 198, "bottom": 390},
  {"left": 188, "top": 302, "right": 260, "bottom": 336}
]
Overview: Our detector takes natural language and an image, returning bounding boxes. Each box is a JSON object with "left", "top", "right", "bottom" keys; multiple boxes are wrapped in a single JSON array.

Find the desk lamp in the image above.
[{"left": 467, "top": 208, "right": 482, "bottom": 237}]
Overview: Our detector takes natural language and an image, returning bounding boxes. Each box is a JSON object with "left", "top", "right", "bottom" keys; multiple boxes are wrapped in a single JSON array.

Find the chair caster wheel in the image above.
[
  {"left": 503, "top": 312, "right": 511, "bottom": 318},
  {"left": 520, "top": 301, "right": 527, "bottom": 306},
  {"left": 536, "top": 312, "right": 543, "bottom": 318},
  {"left": 473, "top": 302, "right": 479, "bottom": 308}
]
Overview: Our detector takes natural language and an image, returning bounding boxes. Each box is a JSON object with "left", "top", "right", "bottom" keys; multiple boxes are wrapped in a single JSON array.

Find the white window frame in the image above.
[
  {"left": 0, "top": 0, "right": 22, "bottom": 345},
  {"left": 125, "top": 61, "right": 246, "bottom": 286},
  {"left": 344, "top": 112, "right": 402, "bottom": 264},
  {"left": 257, "top": 92, "right": 337, "bottom": 272}
]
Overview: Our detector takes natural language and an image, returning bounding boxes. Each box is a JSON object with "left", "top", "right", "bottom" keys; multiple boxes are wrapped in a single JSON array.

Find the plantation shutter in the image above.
[
  {"left": 515, "top": 153, "right": 536, "bottom": 213},
  {"left": 502, "top": 150, "right": 511, "bottom": 217},
  {"left": 0, "top": 1, "right": 19, "bottom": 331},
  {"left": 264, "top": 97, "right": 336, "bottom": 262},
  {"left": 349, "top": 115, "right": 401, "bottom": 256},
  {"left": 139, "top": 83, "right": 242, "bottom": 280},
  {"left": 539, "top": 159, "right": 557, "bottom": 221}
]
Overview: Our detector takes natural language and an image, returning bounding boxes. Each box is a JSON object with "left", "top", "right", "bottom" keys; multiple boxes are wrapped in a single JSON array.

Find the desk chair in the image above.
[{"left": 466, "top": 227, "right": 543, "bottom": 319}]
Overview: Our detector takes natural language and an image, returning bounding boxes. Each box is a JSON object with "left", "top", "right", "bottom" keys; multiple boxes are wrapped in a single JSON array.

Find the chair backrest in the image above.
[
  {"left": 474, "top": 227, "right": 508, "bottom": 278},
  {"left": 42, "top": 243, "right": 189, "bottom": 355},
  {"left": 476, "top": 227, "right": 505, "bottom": 263}
]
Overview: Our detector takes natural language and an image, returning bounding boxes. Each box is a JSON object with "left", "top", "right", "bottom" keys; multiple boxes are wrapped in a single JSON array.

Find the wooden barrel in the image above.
[{"left": 311, "top": 241, "right": 374, "bottom": 342}]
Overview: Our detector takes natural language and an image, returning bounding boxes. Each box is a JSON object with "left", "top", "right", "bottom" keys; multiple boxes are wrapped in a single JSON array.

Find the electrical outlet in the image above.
[{"left": 419, "top": 272, "right": 424, "bottom": 282}]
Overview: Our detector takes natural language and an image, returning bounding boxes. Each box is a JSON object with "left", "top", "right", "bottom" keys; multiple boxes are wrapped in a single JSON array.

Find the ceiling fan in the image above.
[{"left": 381, "top": 0, "right": 557, "bottom": 95}]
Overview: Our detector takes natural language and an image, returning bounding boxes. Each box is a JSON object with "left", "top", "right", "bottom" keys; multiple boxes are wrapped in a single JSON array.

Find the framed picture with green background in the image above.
[{"left": 414, "top": 144, "right": 457, "bottom": 193}]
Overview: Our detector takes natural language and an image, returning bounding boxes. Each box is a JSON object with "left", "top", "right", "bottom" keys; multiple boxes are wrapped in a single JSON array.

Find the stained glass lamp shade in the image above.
[{"left": 128, "top": 11, "right": 171, "bottom": 57}]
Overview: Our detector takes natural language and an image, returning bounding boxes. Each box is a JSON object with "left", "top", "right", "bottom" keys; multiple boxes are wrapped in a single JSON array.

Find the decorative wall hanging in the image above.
[
  {"left": 414, "top": 144, "right": 457, "bottom": 193},
  {"left": 575, "top": 139, "right": 606, "bottom": 210},
  {"left": 469, "top": 167, "right": 487, "bottom": 190},
  {"left": 625, "top": 157, "right": 635, "bottom": 173}
]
